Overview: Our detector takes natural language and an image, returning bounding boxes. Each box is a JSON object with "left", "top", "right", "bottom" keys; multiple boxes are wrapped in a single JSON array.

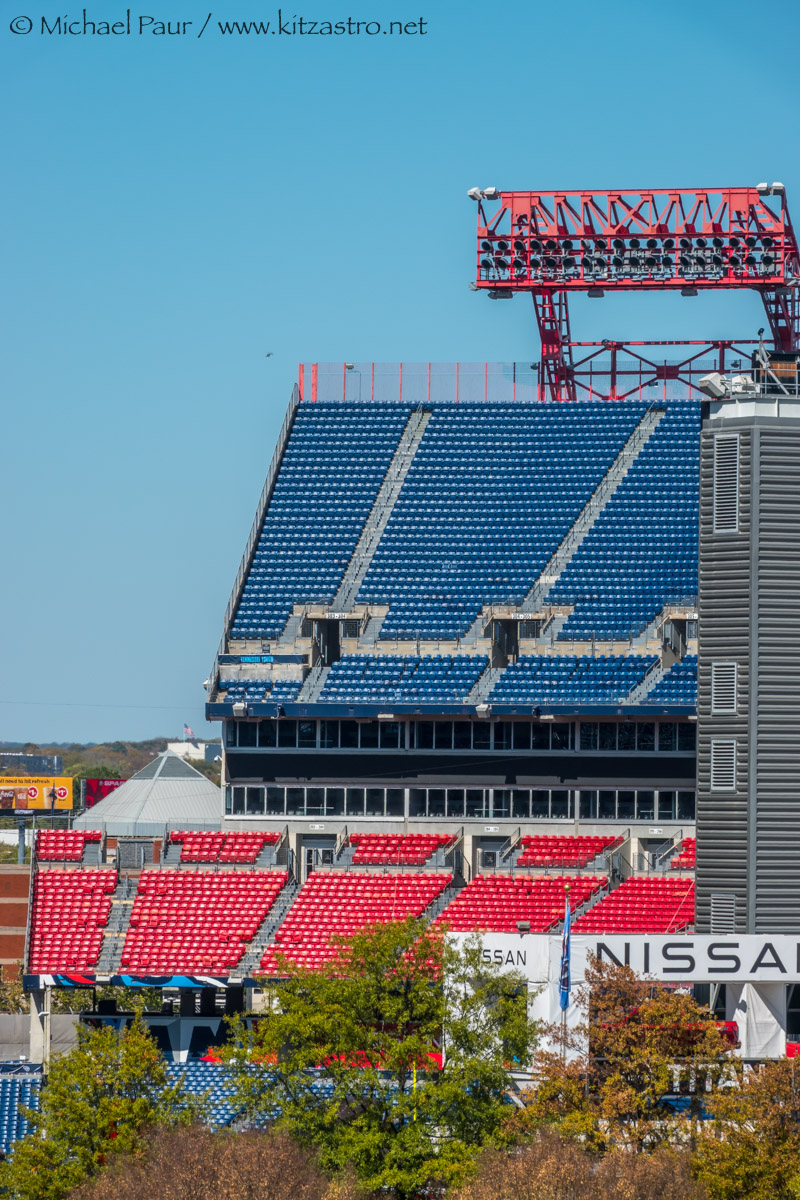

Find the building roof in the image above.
[{"left": 73, "top": 751, "right": 221, "bottom": 835}]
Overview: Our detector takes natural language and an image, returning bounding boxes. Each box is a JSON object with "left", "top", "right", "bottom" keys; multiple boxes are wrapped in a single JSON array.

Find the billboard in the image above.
[
  {"left": 0, "top": 777, "right": 73, "bottom": 810},
  {"left": 84, "top": 778, "right": 124, "bottom": 808}
]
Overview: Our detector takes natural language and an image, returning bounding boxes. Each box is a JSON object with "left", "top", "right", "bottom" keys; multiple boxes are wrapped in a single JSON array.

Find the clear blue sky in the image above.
[{"left": 2, "top": 0, "right": 799, "bottom": 744}]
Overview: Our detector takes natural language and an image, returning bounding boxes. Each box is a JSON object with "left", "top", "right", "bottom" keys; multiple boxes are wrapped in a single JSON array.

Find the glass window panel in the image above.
[
  {"left": 659, "top": 722, "right": 676, "bottom": 752},
  {"left": 494, "top": 722, "right": 512, "bottom": 751},
  {"left": 231, "top": 787, "right": 245, "bottom": 816},
  {"left": 360, "top": 723, "right": 379, "bottom": 749},
  {"left": 599, "top": 790, "right": 617, "bottom": 819},
  {"left": 246, "top": 787, "right": 265, "bottom": 815},
  {"left": 618, "top": 721, "right": 636, "bottom": 751},
  {"left": 306, "top": 787, "right": 325, "bottom": 814},
  {"left": 398, "top": 723, "right": 406, "bottom": 749},
  {"left": 678, "top": 723, "right": 697, "bottom": 752},
  {"left": 453, "top": 722, "right": 472, "bottom": 750},
  {"left": 379, "top": 722, "right": 400, "bottom": 749},
  {"left": 636, "top": 790, "right": 655, "bottom": 820},
  {"left": 386, "top": 789, "right": 405, "bottom": 817},
  {"left": 551, "top": 722, "right": 571, "bottom": 750},
  {"left": 428, "top": 789, "right": 446, "bottom": 817},
  {"left": 512, "top": 723, "right": 532, "bottom": 751},
  {"left": 326, "top": 787, "right": 345, "bottom": 816},
  {"left": 278, "top": 721, "right": 297, "bottom": 748},
  {"left": 345, "top": 788, "right": 365, "bottom": 816},
  {"left": 238, "top": 723, "right": 258, "bottom": 748},
  {"left": 409, "top": 789, "right": 427, "bottom": 817},
  {"left": 678, "top": 791, "right": 696, "bottom": 820},
  {"left": 550, "top": 790, "right": 569, "bottom": 819},
  {"left": 340, "top": 720, "right": 359, "bottom": 749},
  {"left": 531, "top": 724, "right": 550, "bottom": 750},
  {"left": 320, "top": 720, "right": 339, "bottom": 749},
  {"left": 531, "top": 791, "right": 549, "bottom": 819},
  {"left": 466, "top": 790, "right": 486, "bottom": 819},
  {"left": 492, "top": 789, "right": 511, "bottom": 819},
  {"left": 637, "top": 722, "right": 656, "bottom": 751},
  {"left": 472, "top": 724, "right": 491, "bottom": 750},
  {"left": 617, "top": 791, "right": 636, "bottom": 819},
  {"left": 512, "top": 790, "right": 530, "bottom": 819},
  {"left": 266, "top": 787, "right": 285, "bottom": 815},
  {"left": 286, "top": 787, "right": 305, "bottom": 816},
  {"left": 365, "top": 788, "right": 385, "bottom": 816},
  {"left": 298, "top": 721, "right": 317, "bottom": 748},
  {"left": 579, "top": 790, "right": 597, "bottom": 820},
  {"left": 415, "top": 722, "right": 434, "bottom": 749},
  {"left": 580, "top": 722, "right": 598, "bottom": 751},
  {"left": 658, "top": 791, "right": 676, "bottom": 820},
  {"left": 447, "top": 790, "right": 465, "bottom": 818},
  {"left": 258, "top": 720, "right": 277, "bottom": 748},
  {"left": 224, "top": 786, "right": 232, "bottom": 815},
  {"left": 226, "top": 723, "right": 237, "bottom": 748},
  {"left": 434, "top": 723, "right": 453, "bottom": 750},
  {"left": 598, "top": 723, "right": 617, "bottom": 751}
]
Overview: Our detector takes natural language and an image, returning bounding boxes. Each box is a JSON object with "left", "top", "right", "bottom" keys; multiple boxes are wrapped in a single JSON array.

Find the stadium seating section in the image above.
[
  {"left": 229, "top": 398, "right": 699, "bottom": 644},
  {"left": 28, "top": 868, "right": 117, "bottom": 973},
  {"left": 320, "top": 655, "right": 488, "bottom": 703},
  {"left": 218, "top": 679, "right": 301, "bottom": 703},
  {"left": 0, "top": 1074, "right": 40, "bottom": 1155},
  {"left": 550, "top": 404, "right": 699, "bottom": 639},
  {"left": 260, "top": 871, "right": 451, "bottom": 971},
  {"left": 516, "top": 834, "right": 621, "bottom": 869},
  {"left": 488, "top": 654, "right": 657, "bottom": 705},
  {"left": 647, "top": 655, "right": 697, "bottom": 704},
  {"left": 120, "top": 870, "right": 287, "bottom": 973},
  {"left": 164, "top": 1062, "right": 239, "bottom": 1127},
  {"left": 36, "top": 829, "right": 101, "bottom": 863},
  {"left": 433, "top": 874, "right": 606, "bottom": 933},
  {"left": 671, "top": 837, "right": 696, "bottom": 870},
  {"left": 349, "top": 833, "right": 453, "bottom": 865},
  {"left": 170, "top": 830, "right": 280, "bottom": 864},
  {"left": 572, "top": 876, "right": 695, "bottom": 933}
]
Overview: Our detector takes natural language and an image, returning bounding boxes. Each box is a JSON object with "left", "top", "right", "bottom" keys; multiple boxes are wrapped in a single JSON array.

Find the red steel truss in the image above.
[{"left": 473, "top": 186, "right": 800, "bottom": 400}]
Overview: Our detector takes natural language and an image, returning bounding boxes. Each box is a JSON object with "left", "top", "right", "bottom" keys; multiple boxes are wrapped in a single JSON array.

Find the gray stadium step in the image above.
[
  {"left": 95, "top": 876, "right": 137, "bottom": 975},
  {"left": 236, "top": 877, "right": 301, "bottom": 978}
]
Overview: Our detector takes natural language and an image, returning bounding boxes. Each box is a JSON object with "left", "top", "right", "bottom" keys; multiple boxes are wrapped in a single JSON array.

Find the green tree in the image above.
[
  {"left": 0, "top": 1012, "right": 199, "bottom": 1200},
  {"left": 224, "top": 918, "right": 538, "bottom": 1199},
  {"left": 693, "top": 1058, "right": 800, "bottom": 1200}
]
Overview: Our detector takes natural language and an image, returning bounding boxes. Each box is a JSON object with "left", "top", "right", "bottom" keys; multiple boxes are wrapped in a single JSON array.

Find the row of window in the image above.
[
  {"left": 225, "top": 718, "right": 696, "bottom": 753},
  {"left": 224, "top": 784, "right": 696, "bottom": 822}
]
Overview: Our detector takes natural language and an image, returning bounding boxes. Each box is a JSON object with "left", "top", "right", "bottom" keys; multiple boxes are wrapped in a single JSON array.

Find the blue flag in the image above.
[{"left": 559, "top": 895, "right": 571, "bottom": 1012}]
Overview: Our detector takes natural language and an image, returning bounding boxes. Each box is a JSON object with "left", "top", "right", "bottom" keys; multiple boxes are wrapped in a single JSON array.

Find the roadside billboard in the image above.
[{"left": 0, "top": 777, "right": 73, "bottom": 810}]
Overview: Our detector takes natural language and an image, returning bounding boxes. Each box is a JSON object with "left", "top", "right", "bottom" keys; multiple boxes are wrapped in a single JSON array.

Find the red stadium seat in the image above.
[
  {"left": 28, "top": 867, "right": 117, "bottom": 973},
  {"left": 516, "top": 835, "right": 621, "bottom": 870},
  {"left": 572, "top": 876, "right": 695, "bottom": 933},
  {"left": 36, "top": 830, "right": 102, "bottom": 864},
  {"left": 432, "top": 874, "right": 605, "bottom": 934}
]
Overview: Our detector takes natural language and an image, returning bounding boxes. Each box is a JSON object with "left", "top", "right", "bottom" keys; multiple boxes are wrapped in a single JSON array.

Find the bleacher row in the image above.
[
  {"left": 230, "top": 398, "right": 699, "bottom": 644},
  {"left": 26, "top": 834, "right": 697, "bottom": 975},
  {"left": 168, "top": 830, "right": 280, "bottom": 864},
  {"left": 220, "top": 653, "right": 698, "bottom": 707}
]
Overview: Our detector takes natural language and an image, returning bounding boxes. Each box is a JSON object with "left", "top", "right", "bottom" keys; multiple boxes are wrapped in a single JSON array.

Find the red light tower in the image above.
[{"left": 471, "top": 185, "right": 800, "bottom": 401}]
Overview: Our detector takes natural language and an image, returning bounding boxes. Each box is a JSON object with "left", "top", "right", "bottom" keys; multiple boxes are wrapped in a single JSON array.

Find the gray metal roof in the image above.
[{"left": 73, "top": 751, "right": 221, "bottom": 835}]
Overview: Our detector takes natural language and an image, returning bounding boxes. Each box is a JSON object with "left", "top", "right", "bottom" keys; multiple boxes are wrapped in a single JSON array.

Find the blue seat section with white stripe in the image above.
[
  {"left": 646, "top": 655, "right": 697, "bottom": 704},
  {"left": 218, "top": 679, "right": 301, "bottom": 703},
  {"left": 0, "top": 1072, "right": 41, "bottom": 1154},
  {"left": 489, "top": 655, "right": 658, "bottom": 705},
  {"left": 320, "top": 654, "right": 488, "bottom": 703},
  {"left": 550, "top": 402, "right": 700, "bottom": 641},
  {"left": 231, "top": 402, "right": 410, "bottom": 640},
  {"left": 357, "top": 402, "right": 648, "bottom": 640}
]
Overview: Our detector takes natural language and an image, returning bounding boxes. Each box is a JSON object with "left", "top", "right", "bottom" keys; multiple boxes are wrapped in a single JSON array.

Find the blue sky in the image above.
[{"left": 2, "top": 0, "right": 799, "bottom": 743}]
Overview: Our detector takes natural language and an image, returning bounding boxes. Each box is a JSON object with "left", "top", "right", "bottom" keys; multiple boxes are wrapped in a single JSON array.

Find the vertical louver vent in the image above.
[
  {"left": 713, "top": 433, "right": 740, "bottom": 533},
  {"left": 711, "top": 662, "right": 738, "bottom": 714},
  {"left": 710, "top": 893, "right": 737, "bottom": 933},
  {"left": 710, "top": 739, "right": 737, "bottom": 791}
]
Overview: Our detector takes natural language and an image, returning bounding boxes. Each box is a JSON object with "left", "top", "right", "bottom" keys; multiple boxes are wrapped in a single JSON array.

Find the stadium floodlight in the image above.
[
  {"left": 587, "top": 287, "right": 604, "bottom": 298},
  {"left": 482, "top": 186, "right": 500, "bottom": 200},
  {"left": 756, "top": 182, "right": 770, "bottom": 194},
  {"left": 488, "top": 290, "right": 513, "bottom": 300},
  {"left": 681, "top": 286, "right": 699, "bottom": 296},
  {"left": 772, "top": 181, "right": 785, "bottom": 193},
  {"left": 698, "top": 372, "right": 730, "bottom": 399},
  {"left": 516, "top": 920, "right": 531, "bottom": 933},
  {"left": 467, "top": 186, "right": 482, "bottom": 201},
  {"left": 232, "top": 701, "right": 248, "bottom": 718}
]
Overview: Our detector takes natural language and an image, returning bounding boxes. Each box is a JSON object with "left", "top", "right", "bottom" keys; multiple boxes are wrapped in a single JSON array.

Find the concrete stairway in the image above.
[
  {"left": 464, "top": 666, "right": 504, "bottom": 705},
  {"left": 95, "top": 875, "right": 137, "bottom": 975},
  {"left": 331, "top": 408, "right": 431, "bottom": 614},
  {"left": 236, "top": 878, "right": 301, "bottom": 978},
  {"left": 627, "top": 661, "right": 669, "bottom": 703},
  {"left": 296, "top": 662, "right": 330, "bottom": 703}
]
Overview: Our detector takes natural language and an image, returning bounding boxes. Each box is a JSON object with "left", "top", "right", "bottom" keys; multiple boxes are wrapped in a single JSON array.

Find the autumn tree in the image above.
[
  {"left": 223, "top": 917, "right": 538, "bottom": 1199},
  {"left": 1, "top": 1012, "right": 199, "bottom": 1200}
]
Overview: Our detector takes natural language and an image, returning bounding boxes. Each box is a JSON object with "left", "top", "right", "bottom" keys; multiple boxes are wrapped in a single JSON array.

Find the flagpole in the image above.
[{"left": 561, "top": 882, "right": 570, "bottom": 1063}]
